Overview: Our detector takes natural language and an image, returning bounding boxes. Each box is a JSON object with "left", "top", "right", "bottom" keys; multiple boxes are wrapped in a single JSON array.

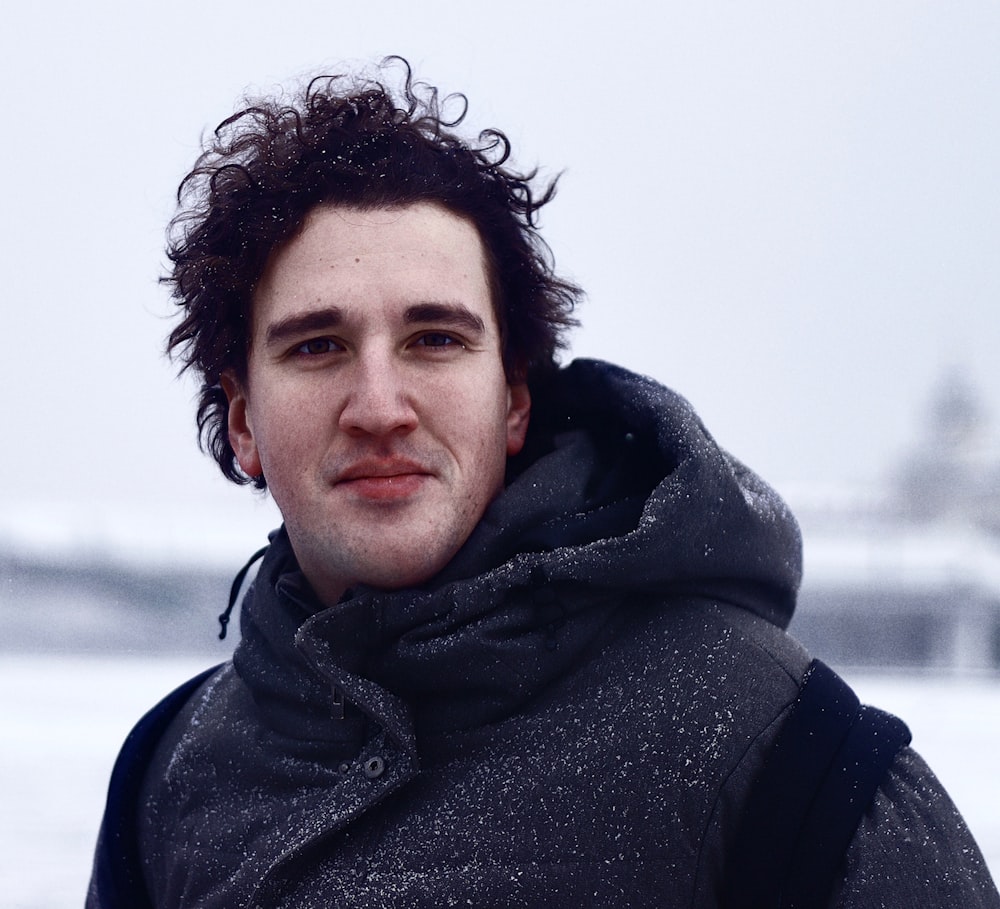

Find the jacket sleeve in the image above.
[{"left": 830, "top": 747, "right": 1000, "bottom": 908}]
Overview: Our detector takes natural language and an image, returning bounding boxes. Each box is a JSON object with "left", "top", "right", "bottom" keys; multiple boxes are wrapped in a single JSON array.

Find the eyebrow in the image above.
[
  {"left": 262, "top": 302, "right": 487, "bottom": 349},
  {"left": 403, "top": 303, "right": 486, "bottom": 336},
  {"left": 264, "top": 307, "right": 345, "bottom": 348}
]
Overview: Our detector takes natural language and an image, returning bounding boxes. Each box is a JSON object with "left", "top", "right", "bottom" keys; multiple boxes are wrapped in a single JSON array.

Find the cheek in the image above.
[
  {"left": 249, "top": 398, "right": 319, "bottom": 483},
  {"left": 457, "top": 385, "right": 514, "bottom": 443},
  {"left": 468, "top": 396, "right": 517, "bottom": 493}
]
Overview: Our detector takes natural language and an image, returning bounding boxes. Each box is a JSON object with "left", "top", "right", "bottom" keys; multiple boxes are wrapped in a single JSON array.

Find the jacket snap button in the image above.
[{"left": 363, "top": 756, "right": 385, "bottom": 779}]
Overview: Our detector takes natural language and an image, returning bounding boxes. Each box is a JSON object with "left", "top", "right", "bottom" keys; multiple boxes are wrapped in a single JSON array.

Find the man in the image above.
[{"left": 89, "top": 60, "right": 999, "bottom": 907}]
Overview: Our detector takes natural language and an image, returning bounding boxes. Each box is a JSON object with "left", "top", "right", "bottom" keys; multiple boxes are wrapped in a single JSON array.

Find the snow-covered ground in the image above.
[
  {"left": 2, "top": 655, "right": 212, "bottom": 909},
  {"left": 3, "top": 654, "right": 997, "bottom": 908}
]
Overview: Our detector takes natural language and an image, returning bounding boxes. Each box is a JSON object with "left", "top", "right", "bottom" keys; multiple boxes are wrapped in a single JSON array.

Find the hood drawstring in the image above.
[{"left": 219, "top": 545, "right": 270, "bottom": 640}]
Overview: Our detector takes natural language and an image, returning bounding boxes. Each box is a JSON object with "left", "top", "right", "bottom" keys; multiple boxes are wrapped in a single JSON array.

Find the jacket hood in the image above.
[
  {"left": 234, "top": 359, "right": 801, "bottom": 740},
  {"left": 439, "top": 358, "right": 801, "bottom": 624}
]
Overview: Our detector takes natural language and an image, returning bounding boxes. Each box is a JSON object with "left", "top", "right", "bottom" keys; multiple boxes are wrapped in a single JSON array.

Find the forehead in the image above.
[{"left": 251, "top": 202, "right": 495, "bottom": 331}]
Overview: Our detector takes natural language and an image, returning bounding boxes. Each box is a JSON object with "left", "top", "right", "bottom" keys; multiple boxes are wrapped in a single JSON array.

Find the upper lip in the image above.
[{"left": 333, "top": 458, "right": 432, "bottom": 483}]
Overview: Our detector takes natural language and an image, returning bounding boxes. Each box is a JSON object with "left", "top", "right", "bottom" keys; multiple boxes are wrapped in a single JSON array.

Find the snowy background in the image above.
[{"left": 2, "top": 1, "right": 999, "bottom": 905}]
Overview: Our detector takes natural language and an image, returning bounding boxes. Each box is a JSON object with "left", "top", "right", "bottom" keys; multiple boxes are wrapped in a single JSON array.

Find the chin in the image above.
[{"left": 363, "top": 558, "right": 449, "bottom": 591}]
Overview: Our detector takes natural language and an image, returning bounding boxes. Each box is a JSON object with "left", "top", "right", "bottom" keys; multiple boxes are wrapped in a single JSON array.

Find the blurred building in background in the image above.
[{"left": 791, "top": 371, "right": 1000, "bottom": 673}]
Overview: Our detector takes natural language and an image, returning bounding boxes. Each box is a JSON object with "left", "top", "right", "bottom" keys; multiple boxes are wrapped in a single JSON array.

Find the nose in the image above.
[{"left": 337, "top": 350, "right": 419, "bottom": 438}]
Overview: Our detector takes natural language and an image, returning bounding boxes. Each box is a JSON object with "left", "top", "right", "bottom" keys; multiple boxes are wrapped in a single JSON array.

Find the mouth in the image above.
[{"left": 333, "top": 459, "right": 433, "bottom": 501}]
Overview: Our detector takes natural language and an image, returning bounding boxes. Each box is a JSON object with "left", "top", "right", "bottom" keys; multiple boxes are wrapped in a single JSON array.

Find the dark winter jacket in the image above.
[{"left": 90, "top": 359, "right": 999, "bottom": 908}]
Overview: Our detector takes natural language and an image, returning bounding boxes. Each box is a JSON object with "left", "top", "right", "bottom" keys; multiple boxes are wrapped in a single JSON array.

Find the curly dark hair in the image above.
[{"left": 165, "top": 57, "right": 581, "bottom": 488}]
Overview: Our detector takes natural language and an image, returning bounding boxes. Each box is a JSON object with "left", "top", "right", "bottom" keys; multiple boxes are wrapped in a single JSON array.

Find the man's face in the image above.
[{"left": 223, "top": 202, "right": 531, "bottom": 606}]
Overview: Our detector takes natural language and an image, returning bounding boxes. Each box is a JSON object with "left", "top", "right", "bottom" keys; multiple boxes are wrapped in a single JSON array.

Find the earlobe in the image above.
[
  {"left": 221, "top": 372, "right": 263, "bottom": 478},
  {"left": 506, "top": 383, "right": 531, "bottom": 456}
]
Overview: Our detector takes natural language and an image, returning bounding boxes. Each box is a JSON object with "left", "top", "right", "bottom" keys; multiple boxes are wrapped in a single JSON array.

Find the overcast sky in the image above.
[{"left": 2, "top": 1, "right": 998, "bottom": 564}]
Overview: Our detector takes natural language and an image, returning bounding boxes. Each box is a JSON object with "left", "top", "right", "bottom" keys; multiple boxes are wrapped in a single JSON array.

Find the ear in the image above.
[
  {"left": 221, "top": 371, "right": 263, "bottom": 478},
  {"left": 505, "top": 383, "right": 531, "bottom": 456}
]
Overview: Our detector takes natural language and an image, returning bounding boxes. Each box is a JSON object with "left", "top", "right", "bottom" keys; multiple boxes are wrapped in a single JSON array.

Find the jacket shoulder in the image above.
[
  {"left": 832, "top": 747, "right": 1000, "bottom": 908},
  {"left": 86, "top": 663, "right": 225, "bottom": 909}
]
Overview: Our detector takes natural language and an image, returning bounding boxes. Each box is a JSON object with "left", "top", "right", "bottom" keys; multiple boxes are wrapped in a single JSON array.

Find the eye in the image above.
[
  {"left": 414, "top": 332, "right": 461, "bottom": 349},
  {"left": 295, "top": 338, "right": 340, "bottom": 356}
]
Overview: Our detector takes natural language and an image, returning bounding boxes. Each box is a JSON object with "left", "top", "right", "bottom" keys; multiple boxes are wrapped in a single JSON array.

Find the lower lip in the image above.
[{"left": 338, "top": 474, "right": 428, "bottom": 501}]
